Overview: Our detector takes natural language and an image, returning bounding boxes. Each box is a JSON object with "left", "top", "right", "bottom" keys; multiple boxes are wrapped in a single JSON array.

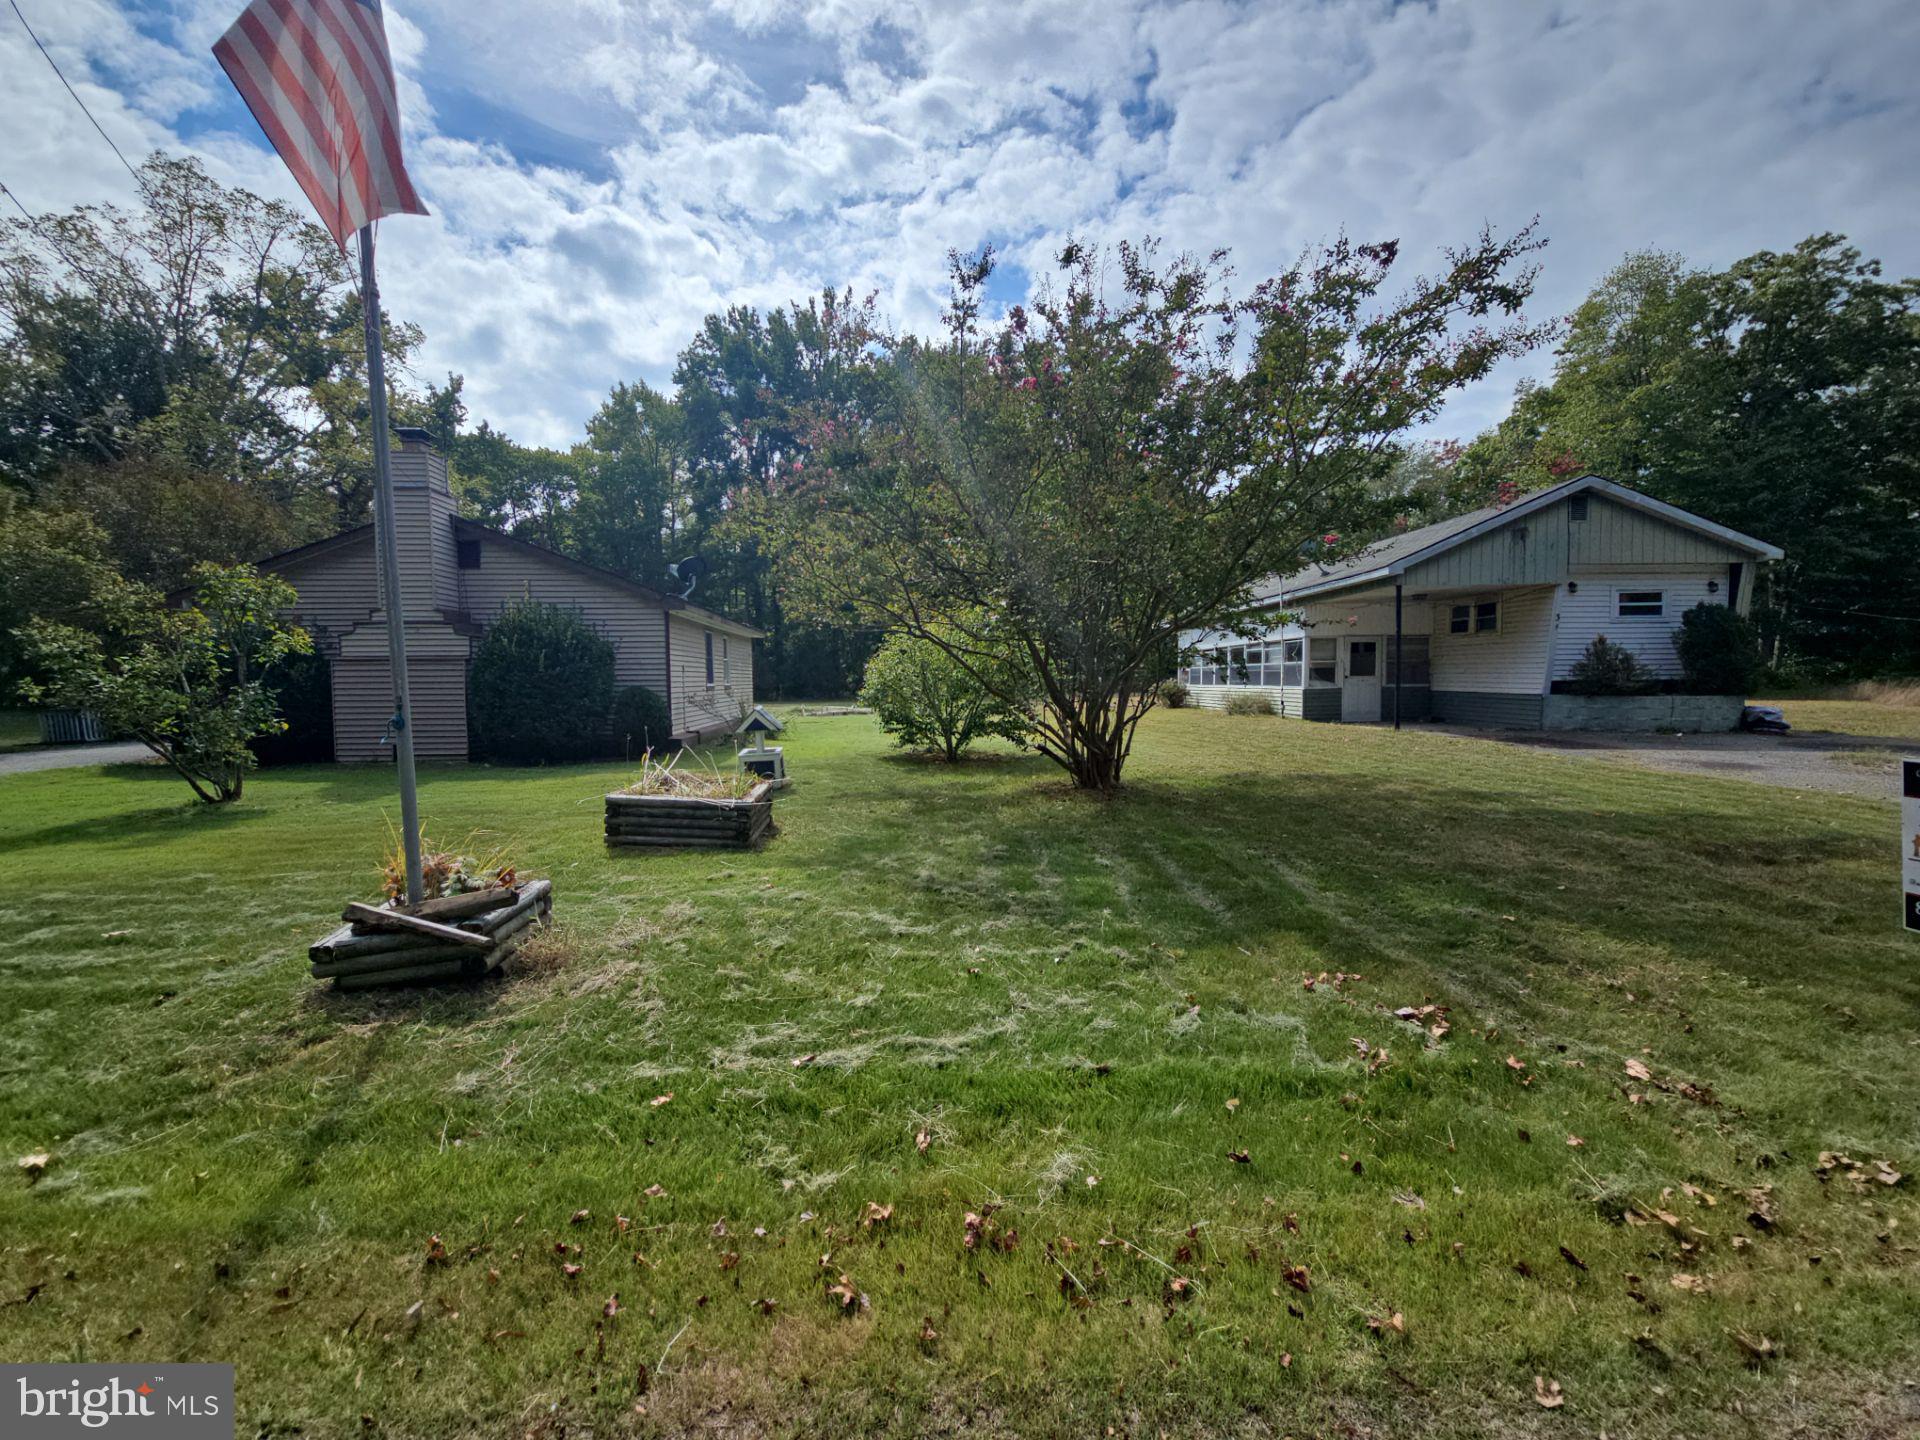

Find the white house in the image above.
[{"left": 1176, "top": 474, "right": 1784, "bottom": 730}]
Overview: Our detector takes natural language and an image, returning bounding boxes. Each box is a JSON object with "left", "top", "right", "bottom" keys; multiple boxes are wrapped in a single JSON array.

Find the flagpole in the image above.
[{"left": 358, "top": 222, "right": 425, "bottom": 906}]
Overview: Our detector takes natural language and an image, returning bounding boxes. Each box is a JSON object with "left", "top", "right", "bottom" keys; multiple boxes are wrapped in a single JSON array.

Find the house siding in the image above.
[
  {"left": 274, "top": 537, "right": 378, "bottom": 655},
  {"left": 457, "top": 538, "right": 672, "bottom": 698},
  {"left": 1429, "top": 691, "right": 1547, "bottom": 729},
  {"left": 1567, "top": 495, "right": 1748, "bottom": 569},
  {"left": 332, "top": 656, "right": 470, "bottom": 762},
  {"left": 1428, "top": 585, "right": 1553, "bottom": 695},
  {"left": 1551, "top": 570, "right": 1729, "bottom": 680},
  {"left": 667, "top": 614, "right": 748, "bottom": 738}
]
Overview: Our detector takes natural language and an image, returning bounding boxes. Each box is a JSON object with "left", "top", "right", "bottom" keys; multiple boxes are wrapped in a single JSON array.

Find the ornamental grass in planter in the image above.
[
  {"left": 605, "top": 753, "right": 775, "bottom": 850},
  {"left": 307, "top": 833, "right": 553, "bottom": 989}
]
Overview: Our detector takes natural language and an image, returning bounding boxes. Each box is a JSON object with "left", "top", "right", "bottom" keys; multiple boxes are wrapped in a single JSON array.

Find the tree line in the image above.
[{"left": 4, "top": 151, "right": 1916, "bottom": 791}]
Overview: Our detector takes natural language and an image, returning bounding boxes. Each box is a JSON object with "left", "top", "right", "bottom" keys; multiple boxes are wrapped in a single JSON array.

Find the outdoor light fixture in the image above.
[
  {"left": 1567, "top": 581, "right": 1578, "bottom": 593},
  {"left": 1708, "top": 579, "right": 1720, "bottom": 593}
]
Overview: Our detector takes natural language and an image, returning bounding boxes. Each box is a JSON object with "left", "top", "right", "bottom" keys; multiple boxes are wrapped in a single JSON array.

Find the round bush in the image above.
[
  {"left": 610, "top": 684, "right": 671, "bottom": 757},
  {"left": 468, "top": 599, "right": 615, "bottom": 764},
  {"left": 1159, "top": 678, "right": 1190, "bottom": 709},
  {"left": 860, "top": 627, "right": 1032, "bottom": 761},
  {"left": 1674, "top": 601, "right": 1759, "bottom": 695}
]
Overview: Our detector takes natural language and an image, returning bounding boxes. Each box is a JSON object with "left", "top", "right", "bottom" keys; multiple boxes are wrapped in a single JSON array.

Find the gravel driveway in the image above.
[
  {"left": 0, "top": 741, "right": 156, "bottom": 775},
  {"left": 1438, "top": 725, "right": 1911, "bottom": 800}
]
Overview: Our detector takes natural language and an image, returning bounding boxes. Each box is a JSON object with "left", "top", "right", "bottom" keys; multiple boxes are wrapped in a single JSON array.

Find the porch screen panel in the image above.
[
  {"left": 1387, "top": 635, "right": 1430, "bottom": 686},
  {"left": 1308, "top": 639, "right": 1336, "bottom": 684},
  {"left": 1281, "top": 638, "right": 1303, "bottom": 687}
]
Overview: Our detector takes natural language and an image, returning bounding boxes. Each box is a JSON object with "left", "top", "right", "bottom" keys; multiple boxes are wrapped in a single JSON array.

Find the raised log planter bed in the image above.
[
  {"left": 605, "top": 782, "right": 775, "bottom": 850},
  {"left": 308, "top": 879, "right": 553, "bottom": 989}
]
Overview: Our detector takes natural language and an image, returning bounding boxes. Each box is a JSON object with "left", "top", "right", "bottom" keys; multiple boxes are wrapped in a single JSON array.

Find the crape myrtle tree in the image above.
[{"left": 773, "top": 233, "right": 1553, "bottom": 791}]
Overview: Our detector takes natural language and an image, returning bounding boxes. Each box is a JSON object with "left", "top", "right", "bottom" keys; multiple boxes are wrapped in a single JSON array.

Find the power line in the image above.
[
  {"left": 0, "top": 175, "right": 35, "bottom": 225},
  {"left": 7, "top": 0, "right": 146, "bottom": 192}
]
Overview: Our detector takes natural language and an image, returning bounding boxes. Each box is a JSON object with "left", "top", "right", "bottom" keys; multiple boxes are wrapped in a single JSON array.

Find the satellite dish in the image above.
[{"left": 666, "top": 555, "right": 709, "bottom": 598}]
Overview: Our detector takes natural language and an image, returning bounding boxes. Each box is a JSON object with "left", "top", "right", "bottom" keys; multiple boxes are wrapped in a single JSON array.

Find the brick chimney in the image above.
[{"left": 383, "top": 427, "right": 458, "bottom": 618}]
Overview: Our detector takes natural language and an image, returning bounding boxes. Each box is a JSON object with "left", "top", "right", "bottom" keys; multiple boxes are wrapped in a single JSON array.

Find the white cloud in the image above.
[{"left": 8, "top": 0, "right": 1920, "bottom": 447}]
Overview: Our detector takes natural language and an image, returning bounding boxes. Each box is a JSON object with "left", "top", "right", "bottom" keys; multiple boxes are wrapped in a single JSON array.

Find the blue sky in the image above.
[{"left": 7, "top": 0, "right": 1919, "bottom": 448}]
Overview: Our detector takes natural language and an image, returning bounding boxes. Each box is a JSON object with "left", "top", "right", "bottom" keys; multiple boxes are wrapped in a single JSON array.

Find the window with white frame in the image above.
[
  {"left": 1308, "top": 638, "right": 1336, "bottom": 684},
  {"left": 1281, "top": 638, "right": 1303, "bottom": 687},
  {"left": 1616, "top": 589, "right": 1664, "bottom": 617},
  {"left": 1451, "top": 599, "right": 1500, "bottom": 634},
  {"left": 721, "top": 636, "right": 731, "bottom": 683}
]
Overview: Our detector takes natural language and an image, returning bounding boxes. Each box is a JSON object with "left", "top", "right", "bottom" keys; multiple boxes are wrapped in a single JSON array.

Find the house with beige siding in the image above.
[
  {"left": 255, "top": 428, "right": 761, "bottom": 762},
  {"left": 1177, "top": 475, "right": 1783, "bottom": 731}
]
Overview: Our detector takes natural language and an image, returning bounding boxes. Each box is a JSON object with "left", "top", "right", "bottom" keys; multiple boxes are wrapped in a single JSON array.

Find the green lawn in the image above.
[
  {"left": 1754, "top": 695, "right": 1920, "bottom": 740},
  {"left": 2, "top": 712, "right": 1916, "bottom": 1438}
]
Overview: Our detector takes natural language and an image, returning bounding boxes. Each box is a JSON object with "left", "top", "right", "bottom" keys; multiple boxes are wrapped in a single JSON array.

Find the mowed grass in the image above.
[
  {"left": 2, "top": 711, "right": 1917, "bottom": 1438},
  {"left": 1756, "top": 693, "right": 1920, "bottom": 741}
]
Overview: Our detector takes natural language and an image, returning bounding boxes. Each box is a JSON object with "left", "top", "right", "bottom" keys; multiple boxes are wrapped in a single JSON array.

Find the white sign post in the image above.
[{"left": 1903, "top": 758, "right": 1920, "bottom": 934}]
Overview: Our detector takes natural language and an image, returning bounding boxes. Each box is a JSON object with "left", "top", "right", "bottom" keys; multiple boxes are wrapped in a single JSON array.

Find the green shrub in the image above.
[
  {"left": 1158, "top": 678, "right": 1190, "bottom": 709},
  {"left": 468, "top": 599, "right": 615, "bottom": 764},
  {"left": 609, "top": 684, "right": 671, "bottom": 757},
  {"left": 859, "top": 627, "right": 1032, "bottom": 761},
  {"left": 1674, "top": 602, "right": 1760, "bottom": 695},
  {"left": 21, "top": 564, "right": 310, "bottom": 803},
  {"left": 1566, "top": 635, "right": 1656, "bottom": 696},
  {"left": 1224, "top": 691, "right": 1276, "bottom": 716},
  {"left": 252, "top": 649, "right": 333, "bottom": 765}
]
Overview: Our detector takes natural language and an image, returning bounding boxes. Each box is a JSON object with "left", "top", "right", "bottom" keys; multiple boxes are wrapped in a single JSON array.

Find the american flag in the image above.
[{"left": 213, "top": 0, "right": 428, "bottom": 250}]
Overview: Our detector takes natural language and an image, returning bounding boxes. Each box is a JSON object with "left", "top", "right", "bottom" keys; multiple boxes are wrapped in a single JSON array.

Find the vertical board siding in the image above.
[
  {"left": 1568, "top": 496, "right": 1746, "bottom": 569},
  {"left": 1428, "top": 586, "right": 1553, "bottom": 695},
  {"left": 1403, "top": 500, "right": 1572, "bottom": 590},
  {"left": 1551, "top": 571, "right": 1728, "bottom": 679},
  {"left": 458, "top": 539, "right": 671, "bottom": 697}
]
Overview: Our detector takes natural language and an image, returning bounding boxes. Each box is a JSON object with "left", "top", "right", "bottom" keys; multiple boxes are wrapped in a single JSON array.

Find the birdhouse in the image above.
[{"left": 738, "top": 705, "right": 785, "bottom": 737}]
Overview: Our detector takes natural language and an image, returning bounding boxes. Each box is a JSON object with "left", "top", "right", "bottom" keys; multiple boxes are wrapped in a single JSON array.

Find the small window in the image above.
[
  {"left": 1475, "top": 600, "right": 1500, "bottom": 633},
  {"left": 1347, "top": 640, "right": 1377, "bottom": 678},
  {"left": 1617, "top": 589, "right": 1664, "bottom": 617},
  {"left": 704, "top": 632, "right": 715, "bottom": 686},
  {"left": 1308, "top": 638, "right": 1336, "bottom": 685},
  {"left": 456, "top": 538, "right": 481, "bottom": 570},
  {"left": 1281, "top": 638, "right": 1303, "bottom": 689},
  {"left": 1449, "top": 604, "right": 1471, "bottom": 635},
  {"left": 1569, "top": 494, "right": 1589, "bottom": 521},
  {"left": 721, "top": 636, "right": 731, "bottom": 684}
]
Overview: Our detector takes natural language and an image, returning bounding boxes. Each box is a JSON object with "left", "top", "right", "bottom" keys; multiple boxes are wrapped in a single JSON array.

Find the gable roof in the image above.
[
  {"left": 1259, "top": 474, "right": 1783, "bottom": 604},
  {"left": 450, "top": 518, "right": 765, "bottom": 638},
  {"left": 248, "top": 516, "right": 765, "bottom": 639}
]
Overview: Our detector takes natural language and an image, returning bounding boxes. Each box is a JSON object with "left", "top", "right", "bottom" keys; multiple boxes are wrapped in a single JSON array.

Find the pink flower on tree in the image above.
[{"left": 1017, "top": 376, "right": 1039, "bottom": 391}]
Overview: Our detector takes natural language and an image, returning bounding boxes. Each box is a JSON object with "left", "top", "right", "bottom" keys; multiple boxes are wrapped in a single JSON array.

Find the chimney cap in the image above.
[{"left": 394, "top": 425, "right": 438, "bottom": 448}]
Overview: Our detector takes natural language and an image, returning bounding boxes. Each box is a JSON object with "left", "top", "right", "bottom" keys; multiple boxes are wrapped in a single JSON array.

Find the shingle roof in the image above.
[{"left": 1251, "top": 474, "right": 1781, "bottom": 604}]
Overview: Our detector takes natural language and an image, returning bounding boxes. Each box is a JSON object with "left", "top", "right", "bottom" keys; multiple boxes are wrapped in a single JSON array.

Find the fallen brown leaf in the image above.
[{"left": 1533, "top": 1376, "right": 1565, "bottom": 1409}]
